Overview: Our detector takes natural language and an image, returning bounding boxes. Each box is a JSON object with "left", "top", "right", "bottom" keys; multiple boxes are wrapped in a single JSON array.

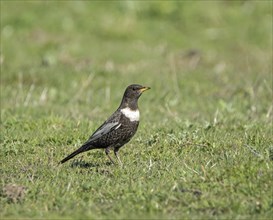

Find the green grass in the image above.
[{"left": 1, "top": 1, "right": 272, "bottom": 219}]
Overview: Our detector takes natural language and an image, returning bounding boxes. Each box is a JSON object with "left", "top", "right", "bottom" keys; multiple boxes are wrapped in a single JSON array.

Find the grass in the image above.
[{"left": 1, "top": 1, "right": 272, "bottom": 219}]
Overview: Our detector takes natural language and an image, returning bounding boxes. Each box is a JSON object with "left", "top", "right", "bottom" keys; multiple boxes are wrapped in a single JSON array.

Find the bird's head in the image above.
[
  {"left": 120, "top": 84, "right": 150, "bottom": 109},
  {"left": 124, "top": 84, "right": 150, "bottom": 99}
]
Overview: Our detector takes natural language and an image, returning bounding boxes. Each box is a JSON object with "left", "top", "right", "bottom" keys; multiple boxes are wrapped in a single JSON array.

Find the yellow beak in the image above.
[{"left": 139, "top": 87, "right": 151, "bottom": 93}]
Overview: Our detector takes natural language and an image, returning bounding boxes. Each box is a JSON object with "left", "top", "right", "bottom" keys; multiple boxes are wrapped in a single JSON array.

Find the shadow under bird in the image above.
[{"left": 60, "top": 84, "right": 150, "bottom": 165}]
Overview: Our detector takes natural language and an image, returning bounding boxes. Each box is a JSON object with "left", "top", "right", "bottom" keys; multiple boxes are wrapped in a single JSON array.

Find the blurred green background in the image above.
[
  {"left": 1, "top": 1, "right": 272, "bottom": 219},
  {"left": 2, "top": 1, "right": 271, "bottom": 120}
]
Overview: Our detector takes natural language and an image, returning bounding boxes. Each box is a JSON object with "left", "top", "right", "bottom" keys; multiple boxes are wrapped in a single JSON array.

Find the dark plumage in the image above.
[{"left": 60, "top": 84, "right": 150, "bottom": 165}]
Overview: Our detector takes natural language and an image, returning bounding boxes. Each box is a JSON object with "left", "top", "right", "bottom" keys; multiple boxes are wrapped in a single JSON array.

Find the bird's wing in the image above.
[
  {"left": 83, "top": 111, "right": 122, "bottom": 144},
  {"left": 89, "top": 121, "right": 120, "bottom": 141}
]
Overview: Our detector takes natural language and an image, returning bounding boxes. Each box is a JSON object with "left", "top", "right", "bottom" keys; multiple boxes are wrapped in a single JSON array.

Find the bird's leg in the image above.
[
  {"left": 114, "top": 148, "right": 123, "bottom": 167},
  {"left": 105, "top": 147, "right": 116, "bottom": 165}
]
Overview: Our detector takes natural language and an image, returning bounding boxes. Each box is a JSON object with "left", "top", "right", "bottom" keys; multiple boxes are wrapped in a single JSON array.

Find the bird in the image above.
[{"left": 60, "top": 84, "right": 150, "bottom": 165}]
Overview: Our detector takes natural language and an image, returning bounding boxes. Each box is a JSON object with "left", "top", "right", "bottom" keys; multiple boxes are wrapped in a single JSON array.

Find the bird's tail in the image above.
[{"left": 60, "top": 143, "right": 92, "bottom": 164}]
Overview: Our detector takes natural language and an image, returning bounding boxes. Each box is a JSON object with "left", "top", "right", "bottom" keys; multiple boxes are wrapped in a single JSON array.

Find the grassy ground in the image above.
[{"left": 1, "top": 1, "right": 272, "bottom": 219}]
